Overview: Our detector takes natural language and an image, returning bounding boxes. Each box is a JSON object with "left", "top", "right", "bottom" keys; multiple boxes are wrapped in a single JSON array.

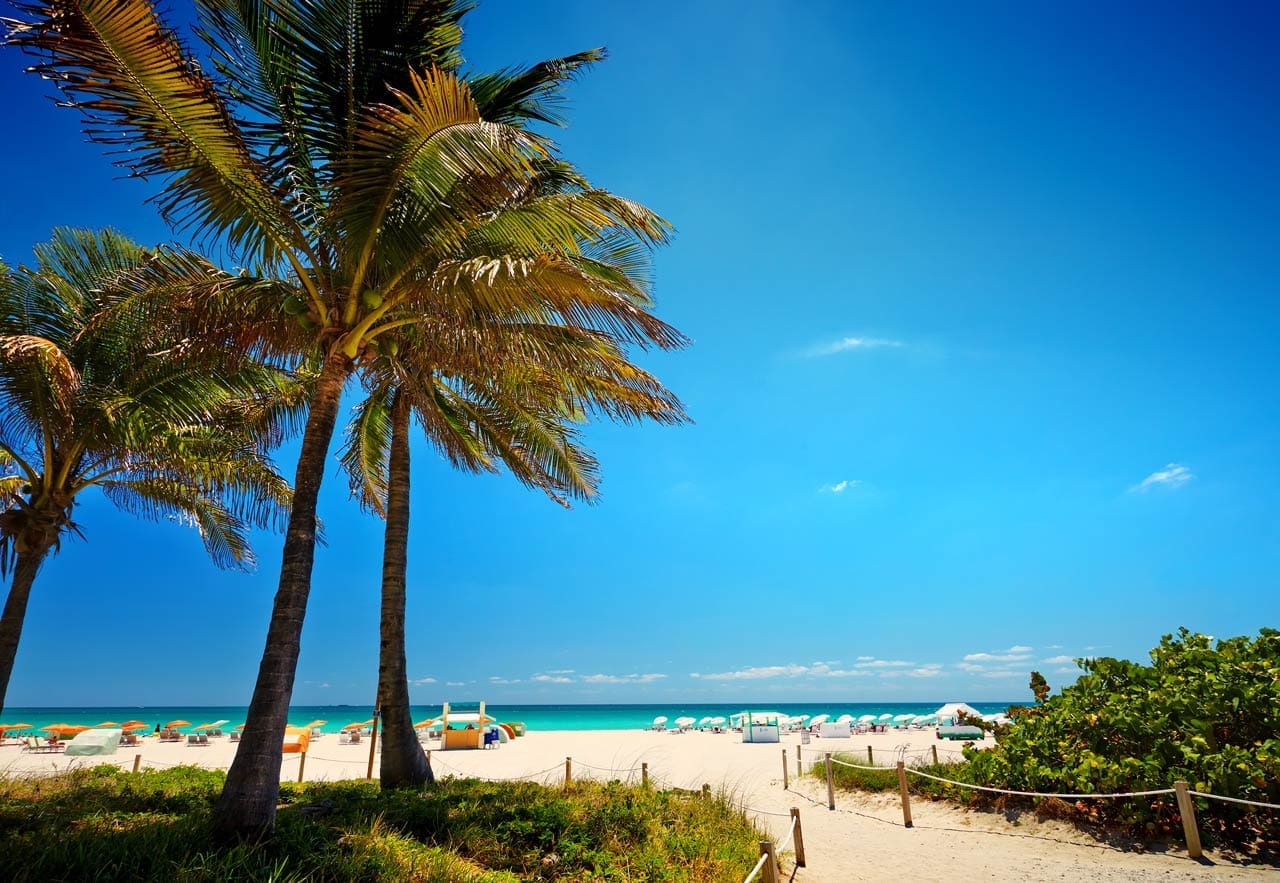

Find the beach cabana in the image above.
[
  {"left": 439, "top": 701, "right": 493, "bottom": 750},
  {"left": 735, "top": 711, "right": 783, "bottom": 743},
  {"left": 933, "top": 702, "right": 981, "bottom": 723},
  {"left": 65, "top": 728, "right": 122, "bottom": 757}
]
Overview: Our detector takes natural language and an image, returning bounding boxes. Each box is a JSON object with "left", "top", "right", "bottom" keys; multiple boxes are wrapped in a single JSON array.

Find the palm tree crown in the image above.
[{"left": 0, "top": 227, "right": 294, "bottom": 714}]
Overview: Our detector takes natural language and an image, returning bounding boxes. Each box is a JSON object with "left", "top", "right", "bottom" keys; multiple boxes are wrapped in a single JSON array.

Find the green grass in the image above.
[
  {"left": 0, "top": 766, "right": 763, "bottom": 881},
  {"left": 810, "top": 753, "right": 974, "bottom": 801}
]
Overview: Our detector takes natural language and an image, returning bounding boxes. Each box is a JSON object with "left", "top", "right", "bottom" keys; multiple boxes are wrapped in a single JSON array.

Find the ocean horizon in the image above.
[{"left": 1, "top": 702, "right": 1018, "bottom": 732}]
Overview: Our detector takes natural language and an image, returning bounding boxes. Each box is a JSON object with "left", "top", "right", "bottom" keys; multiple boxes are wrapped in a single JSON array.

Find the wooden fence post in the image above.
[
  {"left": 1174, "top": 780, "right": 1203, "bottom": 859},
  {"left": 782, "top": 749, "right": 789, "bottom": 789},
  {"left": 298, "top": 750, "right": 307, "bottom": 783},
  {"left": 867, "top": 745, "right": 874, "bottom": 765},
  {"left": 702, "top": 783, "right": 711, "bottom": 799},
  {"left": 132, "top": 753, "right": 141, "bottom": 773},
  {"left": 825, "top": 753, "right": 835, "bottom": 810},
  {"left": 896, "top": 760, "right": 913, "bottom": 827},
  {"left": 759, "top": 840, "right": 778, "bottom": 883},
  {"left": 565, "top": 756, "right": 572, "bottom": 786},
  {"left": 641, "top": 762, "right": 649, "bottom": 787},
  {"left": 790, "top": 807, "right": 806, "bottom": 867},
  {"left": 366, "top": 713, "right": 379, "bottom": 781},
  {"left": 795, "top": 744, "right": 801, "bottom": 774},
  {"left": 931, "top": 744, "right": 939, "bottom": 765}
]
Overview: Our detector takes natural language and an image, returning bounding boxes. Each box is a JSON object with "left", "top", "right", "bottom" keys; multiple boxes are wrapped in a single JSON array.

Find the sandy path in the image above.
[{"left": 2, "top": 728, "right": 1273, "bottom": 880}]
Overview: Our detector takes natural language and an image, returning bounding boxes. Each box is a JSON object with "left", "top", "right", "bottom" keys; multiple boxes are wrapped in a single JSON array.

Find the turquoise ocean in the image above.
[{"left": 2, "top": 702, "right": 1014, "bottom": 732}]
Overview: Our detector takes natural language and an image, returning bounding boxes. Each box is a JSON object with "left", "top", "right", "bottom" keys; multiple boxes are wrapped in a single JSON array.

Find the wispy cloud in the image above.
[
  {"left": 907, "top": 664, "right": 944, "bottom": 678},
  {"left": 964, "top": 647, "right": 1033, "bottom": 663},
  {"left": 488, "top": 676, "right": 521, "bottom": 685},
  {"left": 1132, "top": 463, "right": 1193, "bottom": 492},
  {"left": 980, "top": 669, "right": 1025, "bottom": 679},
  {"left": 531, "top": 673, "right": 573, "bottom": 684},
  {"left": 691, "top": 662, "right": 870, "bottom": 680},
  {"left": 806, "top": 336, "right": 904, "bottom": 358},
  {"left": 955, "top": 663, "right": 985, "bottom": 673},
  {"left": 854, "top": 658, "right": 914, "bottom": 669},
  {"left": 820, "top": 479, "right": 860, "bottom": 494},
  {"left": 410, "top": 677, "right": 437, "bottom": 686},
  {"left": 581, "top": 672, "right": 666, "bottom": 684},
  {"left": 446, "top": 681, "right": 465, "bottom": 687},
  {"left": 1041, "top": 655, "right": 1074, "bottom": 665}
]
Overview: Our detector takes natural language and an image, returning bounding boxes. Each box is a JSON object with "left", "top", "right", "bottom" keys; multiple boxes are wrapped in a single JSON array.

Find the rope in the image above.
[
  {"left": 776, "top": 815, "right": 798, "bottom": 854},
  {"left": 572, "top": 761, "right": 640, "bottom": 774},
  {"left": 830, "top": 757, "right": 894, "bottom": 772},
  {"left": 739, "top": 805, "right": 794, "bottom": 818},
  {"left": 742, "top": 852, "right": 769, "bottom": 883},
  {"left": 904, "top": 768, "right": 1175, "bottom": 799},
  {"left": 1189, "top": 791, "right": 1280, "bottom": 810}
]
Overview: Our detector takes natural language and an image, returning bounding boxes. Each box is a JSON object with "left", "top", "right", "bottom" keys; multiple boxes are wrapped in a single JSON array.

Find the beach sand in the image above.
[{"left": 2, "top": 727, "right": 1271, "bottom": 880}]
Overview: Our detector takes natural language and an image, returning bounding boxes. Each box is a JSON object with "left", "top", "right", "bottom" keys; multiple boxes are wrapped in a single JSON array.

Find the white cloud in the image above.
[
  {"left": 446, "top": 681, "right": 465, "bottom": 687},
  {"left": 820, "top": 479, "right": 860, "bottom": 494},
  {"left": 1132, "top": 463, "right": 1193, "bottom": 492},
  {"left": 806, "top": 336, "right": 904, "bottom": 357},
  {"left": 907, "top": 664, "right": 944, "bottom": 678},
  {"left": 1005, "top": 645, "right": 1033, "bottom": 654},
  {"left": 955, "top": 662, "right": 985, "bottom": 673},
  {"left": 319, "top": 682, "right": 330, "bottom": 689},
  {"left": 1041, "top": 655, "right": 1074, "bottom": 665},
  {"left": 488, "top": 676, "right": 521, "bottom": 685},
  {"left": 410, "top": 677, "right": 437, "bottom": 686},
  {"left": 581, "top": 673, "right": 666, "bottom": 684},
  {"left": 856, "top": 656, "right": 875, "bottom": 662},
  {"left": 543, "top": 669, "right": 575, "bottom": 675},
  {"left": 980, "top": 669, "right": 1024, "bottom": 678},
  {"left": 691, "top": 663, "right": 870, "bottom": 681},
  {"left": 854, "top": 659, "right": 914, "bottom": 669},
  {"left": 531, "top": 674, "right": 573, "bottom": 684},
  {"left": 964, "top": 652, "right": 1031, "bottom": 663}
]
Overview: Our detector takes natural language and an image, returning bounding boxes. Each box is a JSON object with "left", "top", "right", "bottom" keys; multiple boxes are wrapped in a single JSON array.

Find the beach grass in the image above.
[{"left": 0, "top": 766, "right": 762, "bottom": 881}]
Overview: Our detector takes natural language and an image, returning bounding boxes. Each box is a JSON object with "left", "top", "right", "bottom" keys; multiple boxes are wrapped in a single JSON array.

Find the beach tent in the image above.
[
  {"left": 933, "top": 702, "right": 982, "bottom": 721},
  {"left": 65, "top": 728, "right": 121, "bottom": 757},
  {"left": 736, "top": 711, "right": 784, "bottom": 743}
]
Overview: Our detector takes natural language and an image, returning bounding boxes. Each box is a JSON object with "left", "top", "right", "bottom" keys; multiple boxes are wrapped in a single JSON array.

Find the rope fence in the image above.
[{"left": 795, "top": 747, "right": 1279, "bottom": 863}]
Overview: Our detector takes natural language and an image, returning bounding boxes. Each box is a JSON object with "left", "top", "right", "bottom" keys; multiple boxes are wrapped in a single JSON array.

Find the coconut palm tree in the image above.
[
  {"left": 0, "top": 227, "right": 293, "bottom": 716},
  {"left": 7, "top": 0, "right": 685, "bottom": 833},
  {"left": 342, "top": 320, "right": 686, "bottom": 788}
]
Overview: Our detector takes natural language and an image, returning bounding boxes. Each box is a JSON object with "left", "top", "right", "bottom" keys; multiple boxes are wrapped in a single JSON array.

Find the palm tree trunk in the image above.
[
  {"left": 0, "top": 546, "right": 51, "bottom": 716},
  {"left": 378, "top": 391, "right": 433, "bottom": 789},
  {"left": 213, "top": 352, "right": 350, "bottom": 838}
]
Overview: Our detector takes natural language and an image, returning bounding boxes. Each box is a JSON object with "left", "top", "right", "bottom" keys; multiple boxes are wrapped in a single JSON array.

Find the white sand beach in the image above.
[{"left": 2, "top": 728, "right": 1272, "bottom": 880}]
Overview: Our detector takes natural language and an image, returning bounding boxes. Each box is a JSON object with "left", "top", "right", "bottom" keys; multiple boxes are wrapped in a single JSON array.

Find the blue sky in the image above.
[{"left": 1, "top": 0, "right": 1277, "bottom": 706}]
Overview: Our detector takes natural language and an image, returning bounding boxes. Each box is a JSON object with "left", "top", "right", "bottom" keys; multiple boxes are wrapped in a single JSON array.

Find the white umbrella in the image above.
[
  {"left": 858, "top": 714, "right": 876, "bottom": 723},
  {"left": 675, "top": 716, "right": 696, "bottom": 727},
  {"left": 877, "top": 713, "right": 893, "bottom": 721},
  {"left": 836, "top": 714, "right": 853, "bottom": 723},
  {"left": 697, "top": 716, "right": 712, "bottom": 727},
  {"left": 809, "top": 714, "right": 830, "bottom": 727},
  {"left": 652, "top": 716, "right": 668, "bottom": 727},
  {"left": 912, "top": 714, "right": 936, "bottom": 725},
  {"left": 934, "top": 702, "right": 982, "bottom": 720},
  {"left": 709, "top": 716, "right": 726, "bottom": 726},
  {"left": 893, "top": 714, "right": 913, "bottom": 723}
]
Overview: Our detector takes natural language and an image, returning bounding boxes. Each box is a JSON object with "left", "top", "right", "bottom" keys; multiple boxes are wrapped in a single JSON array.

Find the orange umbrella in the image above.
[
  {"left": 414, "top": 718, "right": 439, "bottom": 729},
  {"left": 122, "top": 723, "right": 149, "bottom": 732},
  {"left": 95, "top": 721, "right": 121, "bottom": 728},
  {"left": 42, "top": 724, "right": 87, "bottom": 736},
  {"left": 164, "top": 720, "right": 191, "bottom": 729},
  {"left": 122, "top": 720, "right": 148, "bottom": 729},
  {"left": 234, "top": 723, "right": 247, "bottom": 730},
  {"left": 0, "top": 722, "right": 33, "bottom": 731},
  {"left": 340, "top": 721, "right": 373, "bottom": 730}
]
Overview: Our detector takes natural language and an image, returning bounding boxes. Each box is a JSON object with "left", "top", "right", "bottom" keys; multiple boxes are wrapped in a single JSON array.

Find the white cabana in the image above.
[{"left": 934, "top": 702, "right": 982, "bottom": 722}]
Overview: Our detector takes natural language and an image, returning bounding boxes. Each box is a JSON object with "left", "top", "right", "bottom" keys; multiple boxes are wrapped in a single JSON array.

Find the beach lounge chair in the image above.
[
  {"left": 198, "top": 734, "right": 210, "bottom": 746},
  {"left": 230, "top": 731, "right": 240, "bottom": 742},
  {"left": 187, "top": 735, "right": 199, "bottom": 746}
]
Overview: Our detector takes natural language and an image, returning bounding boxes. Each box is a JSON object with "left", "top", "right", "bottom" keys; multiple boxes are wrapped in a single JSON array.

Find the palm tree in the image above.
[
  {"left": 0, "top": 227, "right": 293, "bottom": 716},
  {"left": 7, "top": 0, "right": 686, "bottom": 834},
  {"left": 342, "top": 321, "right": 686, "bottom": 788}
]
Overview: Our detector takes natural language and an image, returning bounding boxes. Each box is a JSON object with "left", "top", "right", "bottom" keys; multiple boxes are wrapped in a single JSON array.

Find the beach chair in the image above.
[
  {"left": 23, "top": 737, "right": 40, "bottom": 752},
  {"left": 230, "top": 731, "right": 240, "bottom": 742},
  {"left": 198, "top": 734, "right": 210, "bottom": 746},
  {"left": 187, "top": 734, "right": 199, "bottom": 746},
  {"left": 348, "top": 731, "right": 361, "bottom": 744}
]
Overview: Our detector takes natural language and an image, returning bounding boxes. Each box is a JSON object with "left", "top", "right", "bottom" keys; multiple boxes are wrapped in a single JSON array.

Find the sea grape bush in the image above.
[{"left": 964, "top": 628, "right": 1280, "bottom": 849}]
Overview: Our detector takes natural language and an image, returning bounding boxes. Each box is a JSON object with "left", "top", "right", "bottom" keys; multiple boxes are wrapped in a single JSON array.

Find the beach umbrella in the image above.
[
  {"left": 857, "top": 714, "right": 875, "bottom": 722},
  {"left": 304, "top": 720, "right": 327, "bottom": 729},
  {"left": 43, "top": 724, "right": 87, "bottom": 736},
  {"left": 709, "top": 717, "right": 726, "bottom": 726},
  {"left": 893, "top": 714, "right": 913, "bottom": 723},
  {"left": 121, "top": 720, "right": 148, "bottom": 729},
  {"left": 94, "top": 721, "right": 121, "bottom": 728},
  {"left": 164, "top": 720, "right": 191, "bottom": 729},
  {"left": 809, "top": 714, "right": 830, "bottom": 727},
  {"left": 0, "top": 722, "right": 33, "bottom": 731},
  {"left": 122, "top": 723, "right": 148, "bottom": 732},
  {"left": 341, "top": 721, "right": 373, "bottom": 731},
  {"left": 877, "top": 714, "right": 893, "bottom": 721},
  {"left": 414, "top": 718, "right": 439, "bottom": 729},
  {"left": 697, "top": 716, "right": 713, "bottom": 727},
  {"left": 652, "top": 716, "right": 668, "bottom": 727},
  {"left": 836, "top": 714, "right": 853, "bottom": 724},
  {"left": 912, "top": 715, "right": 935, "bottom": 725},
  {"left": 234, "top": 723, "right": 247, "bottom": 730}
]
